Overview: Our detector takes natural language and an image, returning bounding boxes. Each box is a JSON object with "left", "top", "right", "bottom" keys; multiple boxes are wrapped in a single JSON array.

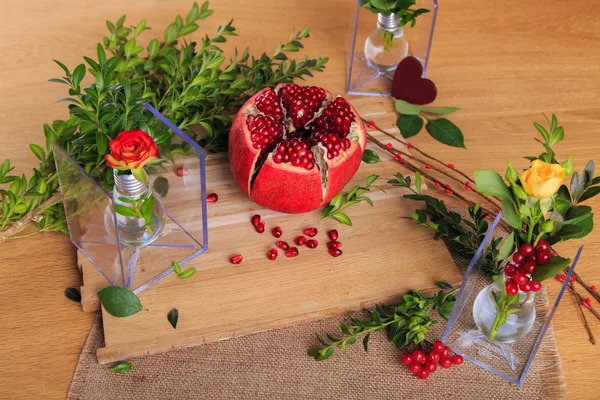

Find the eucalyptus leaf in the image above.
[
  {"left": 97, "top": 286, "right": 144, "bottom": 317},
  {"left": 167, "top": 308, "right": 179, "bottom": 329},
  {"left": 64, "top": 287, "right": 82, "bottom": 303},
  {"left": 426, "top": 118, "right": 465, "bottom": 148},
  {"left": 396, "top": 114, "right": 423, "bottom": 138},
  {"left": 361, "top": 149, "right": 382, "bottom": 164}
]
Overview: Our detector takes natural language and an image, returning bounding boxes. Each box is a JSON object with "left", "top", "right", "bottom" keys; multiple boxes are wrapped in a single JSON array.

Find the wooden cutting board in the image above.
[{"left": 78, "top": 129, "right": 463, "bottom": 363}]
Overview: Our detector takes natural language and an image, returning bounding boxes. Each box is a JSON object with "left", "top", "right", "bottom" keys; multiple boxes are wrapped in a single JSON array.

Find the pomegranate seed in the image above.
[
  {"left": 276, "top": 240, "right": 289, "bottom": 250},
  {"left": 385, "top": 142, "right": 393, "bottom": 148},
  {"left": 206, "top": 193, "right": 218, "bottom": 203},
  {"left": 279, "top": 84, "right": 327, "bottom": 129},
  {"left": 311, "top": 97, "right": 355, "bottom": 137},
  {"left": 582, "top": 298, "right": 592, "bottom": 308},
  {"left": 272, "top": 138, "right": 316, "bottom": 170},
  {"left": 303, "top": 227, "right": 318, "bottom": 237},
  {"left": 267, "top": 248, "right": 278, "bottom": 260},
  {"left": 556, "top": 274, "right": 566, "bottom": 282},
  {"left": 306, "top": 239, "right": 318, "bottom": 249},
  {"left": 255, "top": 221, "right": 265, "bottom": 233},
  {"left": 448, "top": 163, "right": 456, "bottom": 169},
  {"left": 230, "top": 254, "right": 243, "bottom": 264},
  {"left": 425, "top": 165, "right": 432, "bottom": 169},
  {"left": 246, "top": 114, "right": 284, "bottom": 151},
  {"left": 176, "top": 167, "right": 188, "bottom": 176},
  {"left": 254, "top": 89, "right": 285, "bottom": 121},
  {"left": 328, "top": 229, "right": 339, "bottom": 241},
  {"left": 295, "top": 236, "right": 307, "bottom": 246},
  {"left": 271, "top": 226, "right": 282, "bottom": 238},
  {"left": 328, "top": 241, "right": 342, "bottom": 250},
  {"left": 591, "top": 285, "right": 597, "bottom": 291},
  {"left": 329, "top": 248, "right": 342, "bottom": 257},
  {"left": 285, "top": 247, "right": 299, "bottom": 258},
  {"left": 251, "top": 214, "right": 261, "bottom": 227}
]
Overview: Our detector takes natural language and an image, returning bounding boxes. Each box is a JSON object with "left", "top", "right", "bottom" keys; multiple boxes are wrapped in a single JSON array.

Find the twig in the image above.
[
  {"left": 569, "top": 282, "right": 596, "bottom": 344},
  {"left": 574, "top": 272, "right": 600, "bottom": 304},
  {"left": 571, "top": 284, "right": 600, "bottom": 322},
  {"left": 0, "top": 192, "right": 62, "bottom": 243}
]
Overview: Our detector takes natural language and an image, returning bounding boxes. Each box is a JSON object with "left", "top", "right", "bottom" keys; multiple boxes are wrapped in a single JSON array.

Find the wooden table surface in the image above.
[{"left": 1, "top": 0, "right": 600, "bottom": 398}]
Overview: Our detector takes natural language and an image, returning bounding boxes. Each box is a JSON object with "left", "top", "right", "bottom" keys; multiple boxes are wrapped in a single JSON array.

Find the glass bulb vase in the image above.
[
  {"left": 473, "top": 277, "right": 536, "bottom": 343},
  {"left": 363, "top": 13, "right": 409, "bottom": 72},
  {"left": 107, "top": 169, "right": 166, "bottom": 247}
]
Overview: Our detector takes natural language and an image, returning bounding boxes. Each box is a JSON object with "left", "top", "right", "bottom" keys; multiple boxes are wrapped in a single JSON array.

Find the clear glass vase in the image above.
[
  {"left": 363, "top": 13, "right": 409, "bottom": 72},
  {"left": 473, "top": 277, "right": 536, "bottom": 343},
  {"left": 106, "top": 169, "right": 166, "bottom": 247}
]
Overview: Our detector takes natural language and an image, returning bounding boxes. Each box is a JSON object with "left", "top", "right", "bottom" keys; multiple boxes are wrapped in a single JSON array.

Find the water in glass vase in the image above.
[
  {"left": 473, "top": 278, "right": 536, "bottom": 343},
  {"left": 364, "top": 13, "right": 409, "bottom": 72},
  {"left": 104, "top": 170, "right": 166, "bottom": 247}
]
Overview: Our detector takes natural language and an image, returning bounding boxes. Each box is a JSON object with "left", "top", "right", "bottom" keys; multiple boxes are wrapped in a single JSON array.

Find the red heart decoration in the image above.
[{"left": 390, "top": 56, "right": 437, "bottom": 105}]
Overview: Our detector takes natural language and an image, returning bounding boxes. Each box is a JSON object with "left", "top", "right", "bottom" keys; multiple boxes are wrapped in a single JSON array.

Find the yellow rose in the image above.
[{"left": 521, "top": 160, "right": 566, "bottom": 199}]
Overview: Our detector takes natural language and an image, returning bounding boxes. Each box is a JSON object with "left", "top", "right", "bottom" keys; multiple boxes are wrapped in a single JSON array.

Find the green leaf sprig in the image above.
[
  {"left": 173, "top": 261, "right": 196, "bottom": 279},
  {"left": 308, "top": 284, "right": 457, "bottom": 361},
  {"left": 0, "top": 1, "right": 329, "bottom": 241},
  {"left": 321, "top": 174, "right": 381, "bottom": 226},
  {"left": 111, "top": 362, "right": 132, "bottom": 373},
  {"left": 360, "top": 1, "right": 430, "bottom": 28},
  {"left": 393, "top": 99, "right": 465, "bottom": 148}
]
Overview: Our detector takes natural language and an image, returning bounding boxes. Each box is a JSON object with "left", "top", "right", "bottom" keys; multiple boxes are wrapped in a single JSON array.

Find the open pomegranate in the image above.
[{"left": 229, "top": 83, "right": 367, "bottom": 213}]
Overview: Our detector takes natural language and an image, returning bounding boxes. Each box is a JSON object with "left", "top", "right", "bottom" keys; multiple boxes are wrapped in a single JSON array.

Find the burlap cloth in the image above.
[{"left": 68, "top": 253, "right": 567, "bottom": 400}]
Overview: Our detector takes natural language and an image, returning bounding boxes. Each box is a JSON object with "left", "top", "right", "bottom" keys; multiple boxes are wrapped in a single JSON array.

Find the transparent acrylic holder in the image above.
[
  {"left": 442, "top": 212, "right": 583, "bottom": 385},
  {"left": 52, "top": 103, "right": 208, "bottom": 294},
  {"left": 347, "top": 0, "right": 438, "bottom": 96}
]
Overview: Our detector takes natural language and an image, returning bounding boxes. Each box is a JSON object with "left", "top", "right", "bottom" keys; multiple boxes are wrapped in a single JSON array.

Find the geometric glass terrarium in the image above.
[
  {"left": 52, "top": 103, "right": 208, "bottom": 294},
  {"left": 346, "top": 0, "right": 438, "bottom": 96},
  {"left": 442, "top": 212, "right": 583, "bottom": 385}
]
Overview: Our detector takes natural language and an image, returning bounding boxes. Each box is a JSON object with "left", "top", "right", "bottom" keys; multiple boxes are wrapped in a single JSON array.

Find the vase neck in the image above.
[
  {"left": 377, "top": 13, "right": 401, "bottom": 33},
  {"left": 113, "top": 170, "right": 148, "bottom": 198}
]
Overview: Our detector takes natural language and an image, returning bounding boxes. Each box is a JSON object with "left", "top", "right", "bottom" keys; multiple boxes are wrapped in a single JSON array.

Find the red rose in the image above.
[{"left": 105, "top": 129, "right": 159, "bottom": 170}]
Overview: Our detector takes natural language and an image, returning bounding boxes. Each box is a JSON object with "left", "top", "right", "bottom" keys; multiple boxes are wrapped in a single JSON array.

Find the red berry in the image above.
[
  {"left": 439, "top": 357, "right": 452, "bottom": 368},
  {"left": 276, "top": 240, "right": 289, "bottom": 250},
  {"left": 417, "top": 369, "right": 430, "bottom": 380},
  {"left": 571, "top": 275, "right": 576, "bottom": 283},
  {"left": 328, "top": 229, "right": 339, "bottom": 241},
  {"left": 555, "top": 274, "right": 566, "bottom": 282},
  {"left": 441, "top": 347, "right": 450, "bottom": 358},
  {"left": 537, "top": 252, "right": 550, "bottom": 265},
  {"left": 424, "top": 361, "right": 437, "bottom": 373},
  {"left": 428, "top": 352, "right": 441, "bottom": 363},
  {"left": 206, "top": 193, "right": 218, "bottom": 203},
  {"left": 527, "top": 254, "right": 537, "bottom": 263},
  {"left": 251, "top": 214, "right": 261, "bottom": 227},
  {"left": 230, "top": 254, "right": 243, "bottom": 264},
  {"left": 271, "top": 226, "right": 282, "bottom": 238},
  {"left": 519, "top": 282, "right": 532, "bottom": 293},
  {"left": 531, "top": 281, "right": 542, "bottom": 292},
  {"left": 412, "top": 350, "right": 427, "bottom": 365},
  {"left": 504, "top": 264, "right": 517, "bottom": 277},
  {"left": 329, "top": 248, "right": 343, "bottom": 257},
  {"left": 255, "top": 221, "right": 265, "bottom": 233},
  {"left": 522, "top": 261, "right": 537, "bottom": 275},
  {"left": 303, "top": 227, "right": 318, "bottom": 237},
  {"left": 306, "top": 239, "right": 319, "bottom": 249},
  {"left": 409, "top": 362, "right": 422, "bottom": 375},
  {"left": 295, "top": 236, "right": 307, "bottom": 246},
  {"left": 591, "top": 285, "right": 597, "bottom": 291},
  {"left": 536, "top": 240, "right": 550, "bottom": 254},
  {"left": 432, "top": 340, "right": 445, "bottom": 353},
  {"left": 267, "top": 248, "right": 278, "bottom": 260},
  {"left": 519, "top": 243, "right": 534, "bottom": 257},
  {"left": 176, "top": 166, "right": 188, "bottom": 176},
  {"left": 512, "top": 253, "right": 525, "bottom": 265},
  {"left": 514, "top": 272, "right": 528, "bottom": 285},
  {"left": 506, "top": 282, "right": 519, "bottom": 296},
  {"left": 451, "top": 354, "right": 464, "bottom": 365},
  {"left": 285, "top": 247, "right": 299, "bottom": 258},
  {"left": 400, "top": 353, "right": 413, "bottom": 365}
]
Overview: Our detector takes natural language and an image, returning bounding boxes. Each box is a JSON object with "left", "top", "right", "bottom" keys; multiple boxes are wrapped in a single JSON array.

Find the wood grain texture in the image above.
[{"left": 1, "top": 0, "right": 600, "bottom": 398}]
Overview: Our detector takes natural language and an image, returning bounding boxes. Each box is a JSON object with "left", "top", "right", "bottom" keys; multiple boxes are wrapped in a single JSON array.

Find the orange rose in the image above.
[{"left": 105, "top": 129, "right": 159, "bottom": 170}]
